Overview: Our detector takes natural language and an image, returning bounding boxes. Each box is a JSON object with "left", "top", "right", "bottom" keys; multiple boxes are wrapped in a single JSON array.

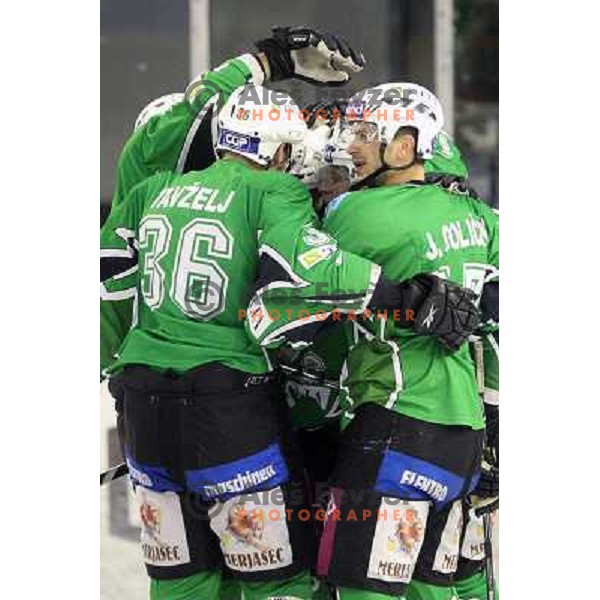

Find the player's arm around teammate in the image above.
[{"left": 101, "top": 26, "right": 367, "bottom": 377}]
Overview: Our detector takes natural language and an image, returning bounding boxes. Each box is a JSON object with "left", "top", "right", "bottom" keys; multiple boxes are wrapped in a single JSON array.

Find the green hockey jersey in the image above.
[
  {"left": 282, "top": 139, "right": 499, "bottom": 430},
  {"left": 425, "top": 131, "right": 468, "bottom": 178},
  {"left": 282, "top": 134, "right": 473, "bottom": 429},
  {"left": 101, "top": 53, "right": 265, "bottom": 375},
  {"left": 426, "top": 137, "right": 500, "bottom": 406},
  {"left": 321, "top": 182, "right": 499, "bottom": 429},
  {"left": 100, "top": 158, "right": 381, "bottom": 375}
]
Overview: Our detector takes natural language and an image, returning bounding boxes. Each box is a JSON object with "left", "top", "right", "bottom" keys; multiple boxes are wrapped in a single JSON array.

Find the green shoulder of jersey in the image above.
[{"left": 425, "top": 130, "right": 469, "bottom": 178}]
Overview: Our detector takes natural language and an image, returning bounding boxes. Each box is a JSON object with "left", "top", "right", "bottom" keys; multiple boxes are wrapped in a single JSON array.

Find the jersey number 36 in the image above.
[{"left": 138, "top": 215, "right": 233, "bottom": 320}]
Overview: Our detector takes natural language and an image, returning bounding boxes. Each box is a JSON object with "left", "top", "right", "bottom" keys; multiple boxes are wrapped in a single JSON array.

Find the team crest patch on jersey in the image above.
[
  {"left": 346, "top": 100, "right": 367, "bottom": 118},
  {"left": 298, "top": 245, "right": 337, "bottom": 269},
  {"left": 209, "top": 487, "right": 293, "bottom": 572},
  {"left": 136, "top": 488, "right": 190, "bottom": 567},
  {"left": 302, "top": 225, "right": 334, "bottom": 247},
  {"left": 367, "top": 498, "right": 430, "bottom": 583}
]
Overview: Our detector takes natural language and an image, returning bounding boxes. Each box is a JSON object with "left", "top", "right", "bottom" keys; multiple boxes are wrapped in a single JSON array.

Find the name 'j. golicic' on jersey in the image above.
[{"left": 322, "top": 182, "right": 499, "bottom": 430}]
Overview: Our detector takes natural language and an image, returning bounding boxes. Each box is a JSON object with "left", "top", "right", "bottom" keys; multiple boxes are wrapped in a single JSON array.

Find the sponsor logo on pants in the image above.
[
  {"left": 433, "top": 500, "right": 463, "bottom": 574},
  {"left": 136, "top": 488, "right": 190, "bottom": 567},
  {"left": 187, "top": 443, "right": 288, "bottom": 501},
  {"left": 210, "top": 487, "right": 293, "bottom": 573},
  {"left": 461, "top": 508, "right": 486, "bottom": 561},
  {"left": 367, "top": 498, "right": 430, "bottom": 583}
]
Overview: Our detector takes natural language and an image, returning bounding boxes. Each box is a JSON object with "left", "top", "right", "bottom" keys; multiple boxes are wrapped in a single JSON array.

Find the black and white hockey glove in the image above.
[
  {"left": 412, "top": 275, "right": 480, "bottom": 351},
  {"left": 474, "top": 457, "right": 499, "bottom": 499},
  {"left": 256, "top": 26, "right": 365, "bottom": 85},
  {"left": 473, "top": 403, "right": 499, "bottom": 498},
  {"left": 370, "top": 274, "right": 480, "bottom": 352}
]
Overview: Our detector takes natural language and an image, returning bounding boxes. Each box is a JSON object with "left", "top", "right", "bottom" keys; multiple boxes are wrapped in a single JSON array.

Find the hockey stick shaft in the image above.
[
  {"left": 472, "top": 338, "right": 485, "bottom": 395},
  {"left": 482, "top": 511, "right": 496, "bottom": 600},
  {"left": 100, "top": 462, "right": 128, "bottom": 485}
]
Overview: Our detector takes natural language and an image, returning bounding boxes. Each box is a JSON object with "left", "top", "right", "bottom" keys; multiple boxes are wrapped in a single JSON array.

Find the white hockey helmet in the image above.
[
  {"left": 214, "top": 85, "right": 307, "bottom": 167},
  {"left": 289, "top": 123, "right": 332, "bottom": 186},
  {"left": 134, "top": 93, "right": 185, "bottom": 131},
  {"left": 290, "top": 110, "right": 356, "bottom": 186},
  {"left": 344, "top": 82, "right": 444, "bottom": 159},
  {"left": 324, "top": 118, "right": 356, "bottom": 178}
]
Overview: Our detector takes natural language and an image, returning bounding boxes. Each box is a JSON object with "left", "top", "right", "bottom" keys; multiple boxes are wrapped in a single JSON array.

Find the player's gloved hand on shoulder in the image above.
[
  {"left": 256, "top": 26, "right": 365, "bottom": 84},
  {"left": 369, "top": 273, "right": 480, "bottom": 352}
]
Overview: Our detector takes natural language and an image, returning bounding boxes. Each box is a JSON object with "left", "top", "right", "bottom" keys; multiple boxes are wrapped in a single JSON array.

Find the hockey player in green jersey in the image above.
[
  {"left": 101, "top": 82, "right": 480, "bottom": 600},
  {"left": 281, "top": 99, "right": 489, "bottom": 443},
  {"left": 294, "top": 83, "right": 499, "bottom": 600},
  {"left": 425, "top": 136, "right": 499, "bottom": 600},
  {"left": 420, "top": 154, "right": 499, "bottom": 600},
  {"left": 101, "top": 25, "right": 368, "bottom": 376},
  {"left": 278, "top": 100, "right": 498, "bottom": 600}
]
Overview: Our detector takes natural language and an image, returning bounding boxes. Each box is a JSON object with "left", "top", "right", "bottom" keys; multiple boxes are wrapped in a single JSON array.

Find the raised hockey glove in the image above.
[
  {"left": 255, "top": 26, "right": 365, "bottom": 84},
  {"left": 369, "top": 273, "right": 480, "bottom": 352}
]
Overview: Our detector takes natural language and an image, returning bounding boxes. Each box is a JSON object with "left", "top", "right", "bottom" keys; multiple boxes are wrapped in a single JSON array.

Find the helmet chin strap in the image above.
[{"left": 350, "top": 143, "right": 416, "bottom": 190}]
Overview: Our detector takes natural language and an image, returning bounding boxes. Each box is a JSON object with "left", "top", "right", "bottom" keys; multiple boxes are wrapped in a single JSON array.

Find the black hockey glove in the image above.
[
  {"left": 369, "top": 273, "right": 480, "bottom": 352},
  {"left": 474, "top": 458, "right": 499, "bottom": 499},
  {"left": 480, "top": 280, "right": 499, "bottom": 328},
  {"left": 472, "top": 403, "right": 499, "bottom": 499},
  {"left": 256, "top": 26, "right": 365, "bottom": 84}
]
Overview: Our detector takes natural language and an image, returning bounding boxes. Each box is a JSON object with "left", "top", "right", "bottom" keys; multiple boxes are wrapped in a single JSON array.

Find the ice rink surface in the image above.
[
  {"left": 100, "top": 383, "right": 498, "bottom": 599},
  {"left": 101, "top": 383, "right": 148, "bottom": 599}
]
